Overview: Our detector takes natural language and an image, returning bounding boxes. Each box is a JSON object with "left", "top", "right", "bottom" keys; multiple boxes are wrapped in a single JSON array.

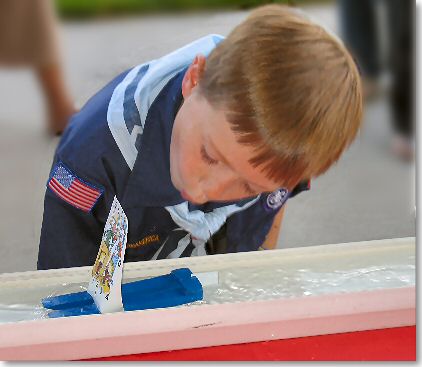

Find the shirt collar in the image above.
[{"left": 122, "top": 68, "right": 186, "bottom": 209}]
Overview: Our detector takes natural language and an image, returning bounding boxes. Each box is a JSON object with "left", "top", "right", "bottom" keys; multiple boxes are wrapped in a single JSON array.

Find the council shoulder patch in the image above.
[
  {"left": 264, "top": 188, "right": 289, "bottom": 211},
  {"left": 47, "top": 162, "right": 104, "bottom": 213}
]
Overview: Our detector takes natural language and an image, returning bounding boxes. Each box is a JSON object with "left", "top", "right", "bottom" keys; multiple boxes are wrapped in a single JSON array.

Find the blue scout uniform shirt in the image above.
[{"left": 37, "top": 35, "right": 309, "bottom": 270}]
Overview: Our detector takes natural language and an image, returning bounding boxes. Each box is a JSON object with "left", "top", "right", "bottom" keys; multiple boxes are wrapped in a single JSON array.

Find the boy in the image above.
[{"left": 38, "top": 5, "right": 362, "bottom": 270}]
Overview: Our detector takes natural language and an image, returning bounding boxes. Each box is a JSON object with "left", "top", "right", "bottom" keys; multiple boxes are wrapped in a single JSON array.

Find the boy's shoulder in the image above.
[
  {"left": 54, "top": 68, "right": 133, "bottom": 188},
  {"left": 108, "top": 34, "right": 225, "bottom": 170}
]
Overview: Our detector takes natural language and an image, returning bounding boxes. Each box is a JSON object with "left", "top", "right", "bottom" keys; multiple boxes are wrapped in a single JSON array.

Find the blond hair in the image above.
[{"left": 199, "top": 5, "right": 363, "bottom": 188}]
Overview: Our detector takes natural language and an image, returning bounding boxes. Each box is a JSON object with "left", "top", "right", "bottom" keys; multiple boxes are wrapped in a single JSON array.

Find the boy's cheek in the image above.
[
  {"left": 171, "top": 147, "right": 196, "bottom": 192},
  {"left": 169, "top": 144, "right": 184, "bottom": 191},
  {"left": 179, "top": 157, "right": 196, "bottom": 187}
]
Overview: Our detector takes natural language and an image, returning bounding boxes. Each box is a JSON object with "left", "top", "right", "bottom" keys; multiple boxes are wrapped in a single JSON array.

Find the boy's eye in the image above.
[{"left": 200, "top": 145, "right": 219, "bottom": 165}]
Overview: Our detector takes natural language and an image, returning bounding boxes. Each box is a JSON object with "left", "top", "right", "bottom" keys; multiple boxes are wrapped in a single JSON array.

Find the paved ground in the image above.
[{"left": 0, "top": 5, "right": 415, "bottom": 273}]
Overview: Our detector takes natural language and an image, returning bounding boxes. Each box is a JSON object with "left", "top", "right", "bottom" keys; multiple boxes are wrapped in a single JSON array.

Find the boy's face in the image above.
[{"left": 170, "top": 55, "right": 281, "bottom": 204}]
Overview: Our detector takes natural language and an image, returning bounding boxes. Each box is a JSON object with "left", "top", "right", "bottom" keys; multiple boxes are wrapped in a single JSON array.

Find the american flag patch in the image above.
[{"left": 47, "top": 162, "right": 103, "bottom": 213}]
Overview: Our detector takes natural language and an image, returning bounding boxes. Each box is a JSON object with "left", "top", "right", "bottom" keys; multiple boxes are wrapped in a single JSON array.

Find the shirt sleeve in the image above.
[
  {"left": 37, "top": 69, "right": 132, "bottom": 270},
  {"left": 224, "top": 180, "right": 310, "bottom": 253},
  {"left": 38, "top": 182, "right": 106, "bottom": 270},
  {"left": 289, "top": 179, "right": 311, "bottom": 198}
]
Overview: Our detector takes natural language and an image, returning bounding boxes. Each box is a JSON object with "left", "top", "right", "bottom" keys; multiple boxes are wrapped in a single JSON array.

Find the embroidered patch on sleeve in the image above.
[{"left": 47, "top": 162, "right": 104, "bottom": 213}]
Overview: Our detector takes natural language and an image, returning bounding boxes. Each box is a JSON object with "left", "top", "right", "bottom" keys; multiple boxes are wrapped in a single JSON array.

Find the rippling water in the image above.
[
  {"left": 0, "top": 253, "right": 415, "bottom": 323},
  {"left": 201, "top": 260, "right": 415, "bottom": 305}
]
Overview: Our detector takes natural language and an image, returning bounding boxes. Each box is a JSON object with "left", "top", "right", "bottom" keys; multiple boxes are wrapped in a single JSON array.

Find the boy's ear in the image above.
[{"left": 182, "top": 54, "right": 206, "bottom": 98}]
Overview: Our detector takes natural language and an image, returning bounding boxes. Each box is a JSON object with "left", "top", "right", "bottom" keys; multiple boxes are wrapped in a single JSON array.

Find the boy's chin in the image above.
[{"left": 180, "top": 190, "right": 207, "bottom": 204}]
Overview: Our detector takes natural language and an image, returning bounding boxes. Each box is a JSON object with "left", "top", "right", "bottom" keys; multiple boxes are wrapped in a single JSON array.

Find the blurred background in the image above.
[{"left": 0, "top": 0, "right": 415, "bottom": 273}]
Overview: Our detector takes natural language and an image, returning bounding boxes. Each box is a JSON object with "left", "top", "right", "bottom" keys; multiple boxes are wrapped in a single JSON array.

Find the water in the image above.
[
  {"left": 0, "top": 252, "right": 414, "bottom": 324},
  {"left": 202, "top": 259, "right": 415, "bottom": 304}
]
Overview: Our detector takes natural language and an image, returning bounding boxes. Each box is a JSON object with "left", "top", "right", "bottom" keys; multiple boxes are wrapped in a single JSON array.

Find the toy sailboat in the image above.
[
  {"left": 42, "top": 268, "right": 203, "bottom": 318},
  {"left": 42, "top": 196, "right": 203, "bottom": 318}
]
